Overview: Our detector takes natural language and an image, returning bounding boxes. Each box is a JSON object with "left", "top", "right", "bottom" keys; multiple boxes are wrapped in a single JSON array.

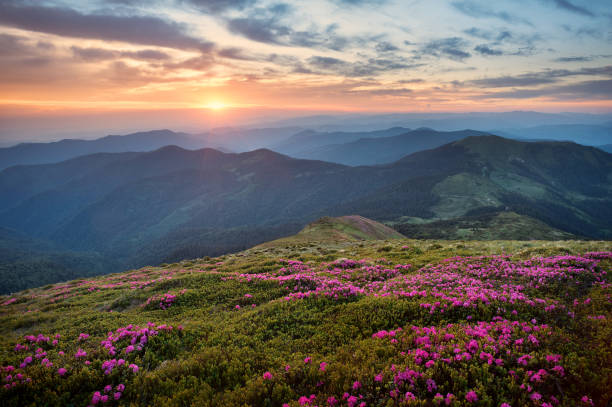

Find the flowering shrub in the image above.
[{"left": 142, "top": 290, "right": 186, "bottom": 310}]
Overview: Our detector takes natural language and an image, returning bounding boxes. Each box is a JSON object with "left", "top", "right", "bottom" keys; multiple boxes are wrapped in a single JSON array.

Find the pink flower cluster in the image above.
[
  {"left": 230, "top": 254, "right": 610, "bottom": 324},
  {"left": 100, "top": 322, "right": 169, "bottom": 357},
  {"left": 90, "top": 383, "right": 125, "bottom": 405}
]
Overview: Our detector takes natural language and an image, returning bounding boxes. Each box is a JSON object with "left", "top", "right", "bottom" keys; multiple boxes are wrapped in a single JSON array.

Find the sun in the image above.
[{"left": 204, "top": 101, "right": 227, "bottom": 110}]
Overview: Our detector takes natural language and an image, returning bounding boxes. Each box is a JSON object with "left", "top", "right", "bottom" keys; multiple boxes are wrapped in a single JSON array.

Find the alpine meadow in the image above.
[{"left": 0, "top": 1, "right": 611, "bottom": 406}]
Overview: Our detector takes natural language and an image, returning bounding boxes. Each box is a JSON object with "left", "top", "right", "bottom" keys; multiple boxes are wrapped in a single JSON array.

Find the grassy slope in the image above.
[
  {"left": 395, "top": 211, "right": 577, "bottom": 240},
  {"left": 257, "top": 215, "right": 405, "bottom": 247},
  {"left": 0, "top": 236, "right": 610, "bottom": 406}
]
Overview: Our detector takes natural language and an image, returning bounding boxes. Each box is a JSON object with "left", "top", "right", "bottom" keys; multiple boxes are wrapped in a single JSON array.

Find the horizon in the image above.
[
  {"left": 2, "top": 109, "right": 612, "bottom": 145},
  {"left": 1, "top": 0, "right": 612, "bottom": 142}
]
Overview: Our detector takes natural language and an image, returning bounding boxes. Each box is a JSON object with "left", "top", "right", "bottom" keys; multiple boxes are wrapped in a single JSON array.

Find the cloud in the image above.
[
  {"left": 419, "top": 37, "right": 472, "bottom": 61},
  {"left": 451, "top": 1, "right": 532, "bottom": 25},
  {"left": 224, "top": 5, "right": 370, "bottom": 51},
  {"left": 308, "top": 56, "right": 346, "bottom": 69},
  {"left": 305, "top": 55, "right": 420, "bottom": 77},
  {"left": 375, "top": 41, "right": 399, "bottom": 53},
  {"left": 468, "top": 66, "right": 612, "bottom": 87},
  {"left": 479, "top": 79, "right": 612, "bottom": 100},
  {"left": 554, "top": 55, "right": 612, "bottom": 62},
  {"left": 183, "top": 0, "right": 256, "bottom": 13},
  {"left": 227, "top": 17, "right": 288, "bottom": 44},
  {"left": 463, "top": 27, "right": 513, "bottom": 43},
  {"left": 0, "top": 33, "right": 32, "bottom": 56},
  {"left": 217, "top": 47, "right": 257, "bottom": 60},
  {"left": 331, "top": 0, "right": 389, "bottom": 5},
  {"left": 398, "top": 78, "right": 424, "bottom": 84},
  {"left": 358, "top": 87, "right": 413, "bottom": 96},
  {"left": 554, "top": 56, "right": 593, "bottom": 62},
  {"left": 71, "top": 46, "right": 171, "bottom": 62},
  {"left": 71, "top": 46, "right": 116, "bottom": 61},
  {"left": 227, "top": 16, "right": 356, "bottom": 51},
  {"left": 470, "top": 75, "right": 557, "bottom": 88},
  {"left": 547, "top": 0, "right": 595, "bottom": 17},
  {"left": 561, "top": 24, "right": 605, "bottom": 39},
  {"left": 163, "top": 55, "right": 215, "bottom": 71},
  {"left": 0, "top": 2, "right": 214, "bottom": 52},
  {"left": 474, "top": 45, "right": 503, "bottom": 56},
  {"left": 0, "top": 33, "right": 57, "bottom": 68}
]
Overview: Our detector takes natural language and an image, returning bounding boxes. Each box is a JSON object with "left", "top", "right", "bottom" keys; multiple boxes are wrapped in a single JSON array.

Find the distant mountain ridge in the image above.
[
  {"left": 496, "top": 124, "right": 612, "bottom": 146},
  {"left": 271, "top": 127, "right": 411, "bottom": 156},
  {"left": 599, "top": 144, "right": 612, "bottom": 154},
  {"left": 293, "top": 128, "right": 489, "bottom": 166},
  {"left": 0, "top": 130, "right": 207, "bottom": 170},
  {"left": 0, "top": 127, "right": 304, "bottom": 170}
]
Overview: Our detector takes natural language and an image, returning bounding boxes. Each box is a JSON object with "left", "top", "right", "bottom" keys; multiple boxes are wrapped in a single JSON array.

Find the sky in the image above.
[{"left": 0, "top": 0, "right": 611, "bottom": 141}]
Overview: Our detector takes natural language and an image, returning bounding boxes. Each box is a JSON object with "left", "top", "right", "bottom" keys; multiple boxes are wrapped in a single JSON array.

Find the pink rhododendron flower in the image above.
[{"left": 465, "top": 390, "right": 478, "bottom": 403}]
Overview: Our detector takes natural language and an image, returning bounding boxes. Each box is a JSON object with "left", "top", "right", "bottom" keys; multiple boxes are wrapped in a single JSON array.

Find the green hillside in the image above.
[
  {"left": 258, "top": 215, "right": 405, "bottom": 247},
  {"left": 395, "top": 211, "right": 577, "bottom": 240},
  {"left": 0, "top": 233, "right": 610, "bottom": 406}
]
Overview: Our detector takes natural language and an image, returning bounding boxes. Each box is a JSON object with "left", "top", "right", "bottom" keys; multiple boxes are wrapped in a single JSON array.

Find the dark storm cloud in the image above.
[
  {"left": 451, "top": 1, "right": 533, "bottom": 25},
  {"left": 419, "top": 37, "right": 472, "bottom": 61},
  {"left": 0, "top": 2, "right": 214, "bottom": 52}
]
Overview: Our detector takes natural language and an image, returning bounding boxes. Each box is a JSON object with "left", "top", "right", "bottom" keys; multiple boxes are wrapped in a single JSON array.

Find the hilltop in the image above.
[{"left": 258, "top": 215, "right": 405, "bottom": 247}]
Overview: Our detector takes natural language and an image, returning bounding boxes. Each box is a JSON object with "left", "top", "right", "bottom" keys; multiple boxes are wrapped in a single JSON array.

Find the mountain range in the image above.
[
  {"left": 496, "top": 123, "right": 612, "bottom": 146},
  {"left": 0, "top": 127, "right": 303, "bottom": 170},
  {"left": 290, "top": 128, "right": 489, "bottom": 166},
  {"left": 2, "top": 120, "right": 611, "bottom": 171},
  {"left": 0, "top": 134, "right": 611, "bottom": 293}
]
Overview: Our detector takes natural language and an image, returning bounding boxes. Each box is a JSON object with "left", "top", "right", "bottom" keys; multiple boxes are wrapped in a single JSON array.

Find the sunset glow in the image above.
[
  {"left": 0, "top": 0, "right": 611, "bottom": 140},
  {"left": 204, "top": 101, "right": 227, "bottom": 110}
]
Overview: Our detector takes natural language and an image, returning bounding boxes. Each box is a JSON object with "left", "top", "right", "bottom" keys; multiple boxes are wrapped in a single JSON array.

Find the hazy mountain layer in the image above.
[
  {"left": 271, "top": 127, "right": 410, "bottom": 156},
  {"left": 293, "top": 128, "right": 489, "bottom": 166}
]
